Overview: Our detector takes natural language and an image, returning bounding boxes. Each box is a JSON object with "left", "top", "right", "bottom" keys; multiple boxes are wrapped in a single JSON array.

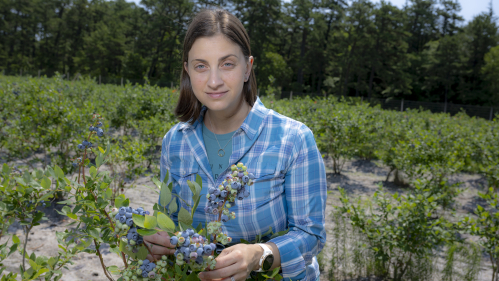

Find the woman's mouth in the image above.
[{"left": 207, "top": 91, "right": 228, "bottom": 98}]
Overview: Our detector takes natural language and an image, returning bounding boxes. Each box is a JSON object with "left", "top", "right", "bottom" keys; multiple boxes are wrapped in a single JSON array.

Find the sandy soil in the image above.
[{"left": 0, "top": 157, "right": 494, "bottom": 280}]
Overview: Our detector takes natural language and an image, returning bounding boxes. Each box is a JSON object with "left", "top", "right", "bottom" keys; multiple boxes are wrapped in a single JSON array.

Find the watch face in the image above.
[{"left": 262, "top": 254, "right": 274, "bottom": 271}]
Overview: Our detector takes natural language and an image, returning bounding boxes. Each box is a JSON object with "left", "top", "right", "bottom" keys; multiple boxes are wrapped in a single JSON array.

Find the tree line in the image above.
[{"left": 1, "top": 0, "right": 499, "bottom": 105}]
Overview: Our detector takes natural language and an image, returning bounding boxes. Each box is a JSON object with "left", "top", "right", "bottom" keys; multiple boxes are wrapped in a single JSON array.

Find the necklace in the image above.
[{"left": 207, "top": 112, "right": 238, "bottom": 157}]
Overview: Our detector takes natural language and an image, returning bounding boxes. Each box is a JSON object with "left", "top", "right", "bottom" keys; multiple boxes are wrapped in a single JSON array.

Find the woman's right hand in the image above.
[{"left": 143, "top": 231, "right": 176, "bottom": 262}]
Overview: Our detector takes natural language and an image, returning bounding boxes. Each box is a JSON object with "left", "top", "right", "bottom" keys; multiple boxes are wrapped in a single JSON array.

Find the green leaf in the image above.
[
  {"left": 157, "top": 213, "right": 176, "bottom": 232},
  {"left": 115, "top": 195, "right": 126, "bottom": 208},
  {"left": 187, "top": 180, "right": 202, "bottom": 197},
  {"left": 96, "top": 154, "right": 103, "bottom": 168},
  {"left": 88, "top": 228, "right": 101, "bottom": 240},
  {"left": 152, "top": 177, "right": 162, "bottom": 189},
  {"left": 191, "top": 193, "right": 202, "bottom": 221},
  {"left": 40, "top": 177, "right": 51, "bottom": 190},
  {"left": 47, "top": 257, "right": 58, "bottom": 269},
  {"left": 12, "top": 234, "right": 20, "bottom": 244},
  {"left": 132, "top": 214, "right": 145, "bottom": 228},
  {"left": 186, "top": 271, "right": 199, "bottom": 281},
  {"left": 163, "top": 170, "right": 170, "bottom": 184},
  {"left": 169, "top": 199, "right": 178, "bottom": 214},
  {"left": 54, "top": 166, "right": 65, "bottom": 179},
  {"left": 137, "top": 229, "right": 158, "bottom": 236},
  {"left": 67, "top": 213, "right": 77, "bottom": 220},
  {"left": 196, "top": 174, "right": 203, "bottom": 190},
  {"left": 144, "top": 215, "right": 157, "bottom": 229},
  {"left": 179, "top": 221, "right": 192, "bottom": 232},
  {"left": 32, "top": 267, "right": 49, "bottom": 279},
  {"left": 89, "top": 166, "right": 97, "bottom": 179},
  {"left": 120, "top": 241, "right": 148, "bottom": 260},
  {"left": 178, "top": 207, "right": 193, "bottom": 226},
  {"left": 99, "top": 182, "right": 108, "bottom": 190},
  {"left": 160, "top": 185, "right": 172, "bottom": 207},
  {"left": 2, "top": 164, "right": 11, "bottom": 177},
  {"left": 106, "top": 266, "right": 120, "bottom": 275}
]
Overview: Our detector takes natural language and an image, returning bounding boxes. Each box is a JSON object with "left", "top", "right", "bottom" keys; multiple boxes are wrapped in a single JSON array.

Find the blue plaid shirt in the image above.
[{"left": 160, "top": 97, "right": 327, "bottom": 280}]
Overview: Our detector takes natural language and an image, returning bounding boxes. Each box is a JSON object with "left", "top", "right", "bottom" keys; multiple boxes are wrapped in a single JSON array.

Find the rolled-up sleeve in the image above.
[{"left": 268, "top": 127, "right": 327, "bottom": 280}]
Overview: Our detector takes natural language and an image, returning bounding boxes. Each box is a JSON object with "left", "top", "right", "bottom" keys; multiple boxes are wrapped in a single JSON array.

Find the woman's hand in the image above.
[
  {"left": 198, "top": 244, "right": 263, "bottom": 281},
  {"left": 143, "top": 231, "right": 176, "bottom": 262}
]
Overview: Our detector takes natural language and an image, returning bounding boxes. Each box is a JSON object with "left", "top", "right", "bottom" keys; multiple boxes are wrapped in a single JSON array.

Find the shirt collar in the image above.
[{"left": 176, "top": 96, "right": 269, "bottom": 141}]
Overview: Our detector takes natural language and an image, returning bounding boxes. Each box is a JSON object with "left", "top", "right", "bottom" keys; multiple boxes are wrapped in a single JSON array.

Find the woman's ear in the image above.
[
  {"left": 184, "top": 61, "right": 189, "bottom": 75},
  {"left": 246, "top": 56, "right": 254, "bottom": 77}
]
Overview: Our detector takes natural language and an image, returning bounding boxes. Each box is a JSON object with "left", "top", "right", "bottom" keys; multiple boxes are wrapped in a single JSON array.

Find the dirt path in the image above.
[{"left": 0, "top": 158, "right": 494, "bottom": 280}]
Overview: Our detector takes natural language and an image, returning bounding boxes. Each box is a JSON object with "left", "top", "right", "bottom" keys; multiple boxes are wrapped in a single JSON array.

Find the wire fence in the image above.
[
  {"left": 1, "top": 69, "right": 180, "bottom": 88},
  {"left": 4, "top": 69, "right": 498, "bottom": 121},
  {"left": 275, "top": 90, "right": 498, "bottom": 121}
]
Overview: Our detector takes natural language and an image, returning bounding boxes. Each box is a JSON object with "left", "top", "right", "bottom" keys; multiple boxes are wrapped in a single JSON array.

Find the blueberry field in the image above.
[{"left": 1, "top": 75, "right": 499, "bottom": 281}]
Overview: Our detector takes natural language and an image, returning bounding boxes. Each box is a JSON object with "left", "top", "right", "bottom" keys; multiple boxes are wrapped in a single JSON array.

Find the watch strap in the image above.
[{"left": 255, "top": 243, "right": 273, "bottom": 272}]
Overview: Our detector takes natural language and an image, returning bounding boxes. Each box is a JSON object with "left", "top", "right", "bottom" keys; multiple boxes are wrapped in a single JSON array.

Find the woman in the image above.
[{"left": 143, "top": 8, "right": 327, "bottom": 281}]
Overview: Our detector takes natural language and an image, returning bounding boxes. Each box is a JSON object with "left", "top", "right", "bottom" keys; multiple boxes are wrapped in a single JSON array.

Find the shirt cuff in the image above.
[{"left": 268, "top": 233, "right": 307, "bottom": 280}]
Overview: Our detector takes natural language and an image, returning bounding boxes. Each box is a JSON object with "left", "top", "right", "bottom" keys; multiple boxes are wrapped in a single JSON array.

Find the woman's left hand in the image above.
[{"left": 198, "top": 243, "right": 263, "bottom": 281}]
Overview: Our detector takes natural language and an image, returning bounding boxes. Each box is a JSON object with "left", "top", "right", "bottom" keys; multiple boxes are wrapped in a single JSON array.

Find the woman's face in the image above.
[{"left": 184, "top": 33, "right": 253, "bottom": 114}]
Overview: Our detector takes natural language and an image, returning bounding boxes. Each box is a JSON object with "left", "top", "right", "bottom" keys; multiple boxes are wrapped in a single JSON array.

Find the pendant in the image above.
[{"left": 218, "top": 149, "right": 225, "bottom": 157}]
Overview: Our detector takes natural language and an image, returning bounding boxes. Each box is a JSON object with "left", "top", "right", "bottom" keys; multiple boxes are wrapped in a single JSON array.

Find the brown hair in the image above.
[{"left": 175, "top": 8, "right": 258, "bottom": 124}]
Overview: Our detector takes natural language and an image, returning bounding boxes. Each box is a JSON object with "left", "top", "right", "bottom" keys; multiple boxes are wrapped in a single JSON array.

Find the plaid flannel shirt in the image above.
[{"left": 160, "top": 97, "right": 327, "bottom": 280}]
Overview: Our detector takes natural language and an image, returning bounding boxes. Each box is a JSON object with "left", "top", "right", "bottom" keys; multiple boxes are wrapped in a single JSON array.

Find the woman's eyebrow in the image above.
[{"left": 191, "top": 54, "right": 238, "bottom": 64}]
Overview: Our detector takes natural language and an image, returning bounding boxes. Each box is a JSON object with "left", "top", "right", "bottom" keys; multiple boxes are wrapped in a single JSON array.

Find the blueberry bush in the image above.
[{"left": 1, "top": 74, "right": 499, "bottom": 280}]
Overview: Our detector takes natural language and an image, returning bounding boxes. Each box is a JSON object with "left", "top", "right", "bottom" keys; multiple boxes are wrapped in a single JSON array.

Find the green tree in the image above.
[{"left": 482, "top": 45, "right": 499, "bottom": 105}]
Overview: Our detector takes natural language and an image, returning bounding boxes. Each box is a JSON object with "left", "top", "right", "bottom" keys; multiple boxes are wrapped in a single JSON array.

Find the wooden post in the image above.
[
  {"left": 99, "top": 75, "right": 101, "bottom": 85},
  {"left": 290, "top": 91, "right": 293, "bottom": 101},
  {"left": 38, "top": 70, "right": 40, "bottom": 78},
  {"left": 171, "top": 81, "right": 173, "bottom": 89},
  {"left": 490, "top": 107, "right": 494, "bottom": 121},
  {"left": 444, "top": 101, "right": 447, "bottom": 113},
  {"left": 401, "top": 99, "right": 404, "bottom": 112},
  {"left": 121, "top": 77, "right": 123, "bottom": 86},
  {"left": 20, "top": 69, "right": 22, "bottom": 76},
  {"left": 68, "top": 71, "right": 70, "bottom": 80}
]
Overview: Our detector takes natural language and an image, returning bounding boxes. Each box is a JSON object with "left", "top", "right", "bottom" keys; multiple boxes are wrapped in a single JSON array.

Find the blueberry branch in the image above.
[
  {"left": 94, "top": 239, "right": 115, "bottom": 281},
  {"left": 143, "top": 242, "right": 158, "bottom": 262}
]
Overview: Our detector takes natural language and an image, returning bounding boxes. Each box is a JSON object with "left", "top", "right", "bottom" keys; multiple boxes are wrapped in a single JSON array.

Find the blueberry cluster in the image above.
[
  {"left": 170, "top": 229, "right": 217, "bottom": 270},
  {"left": 72, "top": 115, "right": 105, "bottom": 168},
  {"left": 121, "top": 256, "right": 171, "bottom": 281},
  {"left": 89, "top": 121, "right": 104, "bottom": 137},
  {"left": 207, "top": 221, "right": 233, "bottom": 245},
  {"left": 111, "top": 206, "right": 149, "bottom": 252},
  {"left": 26, "top": 200, "right": 47, "bottom": 208},
  {"left": 204, "top": 162, "right": 254, "bottom": 220},
  {"left": 71, "top": 157, "right": 82, "bottom": 168}
]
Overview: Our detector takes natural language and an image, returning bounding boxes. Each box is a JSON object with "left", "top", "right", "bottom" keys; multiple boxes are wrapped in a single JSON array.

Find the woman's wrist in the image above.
[{"left": 249, "top": 244, "right": 264, "bottom": 271}]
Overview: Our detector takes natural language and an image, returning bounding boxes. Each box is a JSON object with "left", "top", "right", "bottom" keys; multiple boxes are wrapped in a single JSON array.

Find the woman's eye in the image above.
[
  {"left": 195, "top": 65, "right": 205, "bottom": 69},
  {"left": 223, "top": 62, "right": 234, "bottom": 67}
]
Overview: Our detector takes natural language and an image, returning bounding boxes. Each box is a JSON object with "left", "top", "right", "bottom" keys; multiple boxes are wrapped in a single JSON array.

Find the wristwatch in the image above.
[{"left": 254, "top": 243, "right": 274, "bottom": 272}]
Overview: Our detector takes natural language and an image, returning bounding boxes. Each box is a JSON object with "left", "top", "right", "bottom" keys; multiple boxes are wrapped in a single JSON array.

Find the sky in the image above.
[{"left": 126, "top": 0, "right": 498, "bottom": 23}]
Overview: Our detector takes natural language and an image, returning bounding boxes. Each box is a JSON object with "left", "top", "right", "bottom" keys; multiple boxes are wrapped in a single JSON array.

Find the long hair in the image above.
[{"left": 175, "top": 8, "right": 257, "bottom": 124}]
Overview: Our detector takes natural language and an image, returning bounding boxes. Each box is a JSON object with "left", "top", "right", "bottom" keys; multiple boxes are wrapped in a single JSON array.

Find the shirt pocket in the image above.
[
  {"left": 247, "top": 157, "right": 285, "bottom": 204},
  {"left": 169, "top": 160, "right": 200, "bottom": 204}
]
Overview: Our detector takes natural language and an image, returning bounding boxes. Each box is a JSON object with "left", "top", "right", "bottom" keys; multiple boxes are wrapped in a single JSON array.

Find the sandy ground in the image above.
[{"left": 0, "top": 157, "right": 495, "bottom": 281}]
